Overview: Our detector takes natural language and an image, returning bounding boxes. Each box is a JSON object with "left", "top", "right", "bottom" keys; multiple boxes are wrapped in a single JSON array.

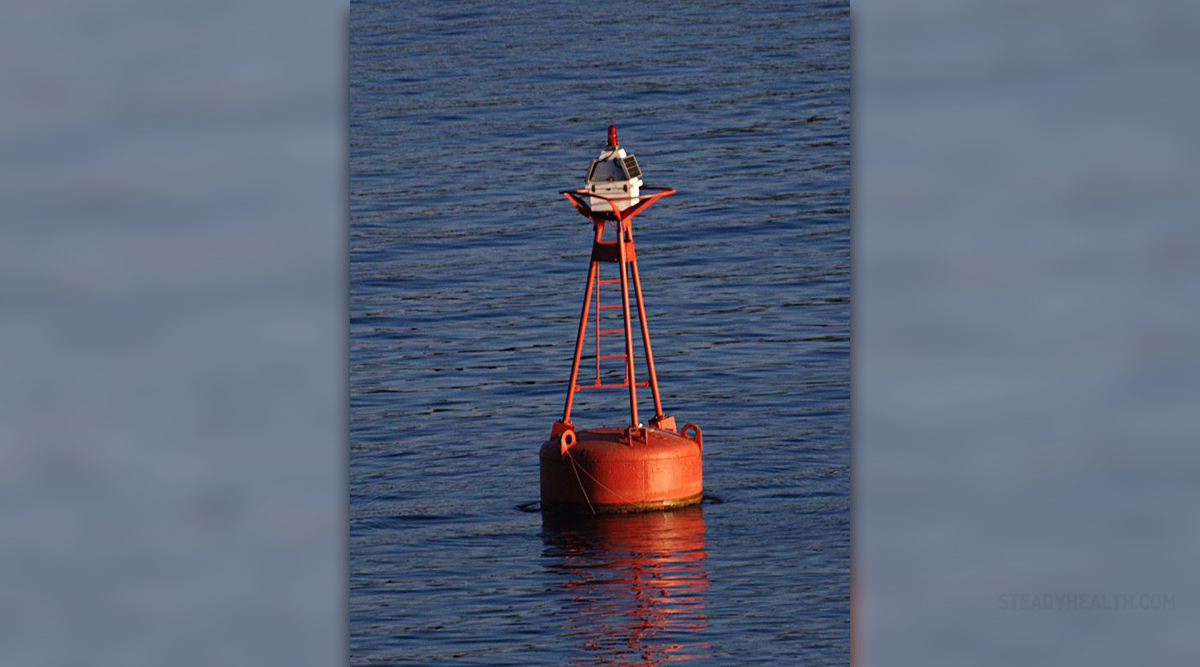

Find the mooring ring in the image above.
[
  {"left": 559, "top": 430, "right": 576, "bottom": 457},
  {"left": 681, "top": 423, "right": 702, "bottom": 450}
]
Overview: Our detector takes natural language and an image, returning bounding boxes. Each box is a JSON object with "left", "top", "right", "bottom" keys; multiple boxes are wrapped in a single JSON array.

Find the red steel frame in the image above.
[{"left": 553, "top": 186, "right": 678, "bottom": 439}]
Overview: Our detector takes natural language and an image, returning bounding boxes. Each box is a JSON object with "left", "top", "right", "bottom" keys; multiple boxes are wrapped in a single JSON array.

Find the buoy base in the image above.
[
  {"left": 542, "top": 492, "right": 703, "bottom": 515},
  {"left": 540, "top": 425, "right": 703, "bottom": 514}
]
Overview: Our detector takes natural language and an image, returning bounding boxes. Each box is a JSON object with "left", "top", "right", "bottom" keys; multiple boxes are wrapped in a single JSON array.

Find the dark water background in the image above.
[{"left": 351, "top": 1, "right": 849, "bottom": 664}]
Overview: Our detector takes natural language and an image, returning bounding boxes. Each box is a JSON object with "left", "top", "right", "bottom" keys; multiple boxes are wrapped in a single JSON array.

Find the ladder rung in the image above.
[
  {"left": 598, "top": 304, "right": 623, "bottom": 309},
  {"left": 598, "top": 354, "right": 627, "bottom": 359},
  {"left": 598, "top": 328, "right": 624, "bottom": 335},
  {"left": 598, "top": 279, "right": 621, "bottom": 285},
  {"left": 574, "top": 381, "right": 651, "bottom": 391}
]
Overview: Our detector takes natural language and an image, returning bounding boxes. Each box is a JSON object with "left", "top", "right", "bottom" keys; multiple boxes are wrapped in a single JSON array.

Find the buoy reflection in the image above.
[{"left": 542, "top": 506, "right": 709, "bottom": 666}]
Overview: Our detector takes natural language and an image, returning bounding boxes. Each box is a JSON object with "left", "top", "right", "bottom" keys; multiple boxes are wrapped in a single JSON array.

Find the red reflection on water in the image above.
[{"left": 542, "top": 506, "right": 710, "bottom": 666}]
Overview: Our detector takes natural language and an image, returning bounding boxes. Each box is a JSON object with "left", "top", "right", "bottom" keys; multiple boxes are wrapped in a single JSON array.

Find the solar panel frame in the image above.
[
  {"left": 587, "top": 158, "right": 635, "bottom": 183},
  {"left": 622, "top": 155, "right": 641, "bottom": 179}
]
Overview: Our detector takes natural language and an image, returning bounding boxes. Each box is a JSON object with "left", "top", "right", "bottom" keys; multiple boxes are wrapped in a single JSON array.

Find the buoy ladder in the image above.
[{"left": 555, "top": 187, "right": 678, "bottom": 435}]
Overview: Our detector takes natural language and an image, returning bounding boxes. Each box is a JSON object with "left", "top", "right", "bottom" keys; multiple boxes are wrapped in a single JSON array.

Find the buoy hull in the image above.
[{"left": 540, "top": 426, "right": 703, "bottom": 513}]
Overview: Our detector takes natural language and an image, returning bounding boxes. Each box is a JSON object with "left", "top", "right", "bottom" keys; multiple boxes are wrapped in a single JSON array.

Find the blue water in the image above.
[{"left": 351, "top": 1, "right": 849, "bottom": 664}]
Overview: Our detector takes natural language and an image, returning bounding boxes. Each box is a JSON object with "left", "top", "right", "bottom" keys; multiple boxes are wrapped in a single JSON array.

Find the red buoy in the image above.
[{"left": 542, "top": 126, "right": 703, "bottom": 513}]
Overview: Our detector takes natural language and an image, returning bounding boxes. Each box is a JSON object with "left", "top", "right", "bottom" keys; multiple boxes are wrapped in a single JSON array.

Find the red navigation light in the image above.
[{"left": 607, "top": 123, "right": 618, "bottom": 148}]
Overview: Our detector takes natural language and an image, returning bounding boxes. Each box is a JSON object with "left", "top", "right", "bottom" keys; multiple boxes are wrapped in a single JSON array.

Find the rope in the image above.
[
  {"left": 565, "top": 451, "right": 596, "bottom": 516},
  {"left": 565, "top": 449, "right": 637, "bottom": 506}
]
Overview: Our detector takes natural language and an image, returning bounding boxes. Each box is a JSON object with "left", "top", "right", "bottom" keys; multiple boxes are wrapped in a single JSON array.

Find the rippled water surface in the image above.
[{"left": 351, "top": 1, "right": 849, "bottom": 664}]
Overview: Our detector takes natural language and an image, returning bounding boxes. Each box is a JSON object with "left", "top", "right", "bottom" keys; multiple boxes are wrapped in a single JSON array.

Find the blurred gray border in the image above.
[
  {"left": 855, "top": 1, "right": 1200, "bottom": 664},
  {"left": 2, "top": 2, "right": 347, "bottom": 665}
]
